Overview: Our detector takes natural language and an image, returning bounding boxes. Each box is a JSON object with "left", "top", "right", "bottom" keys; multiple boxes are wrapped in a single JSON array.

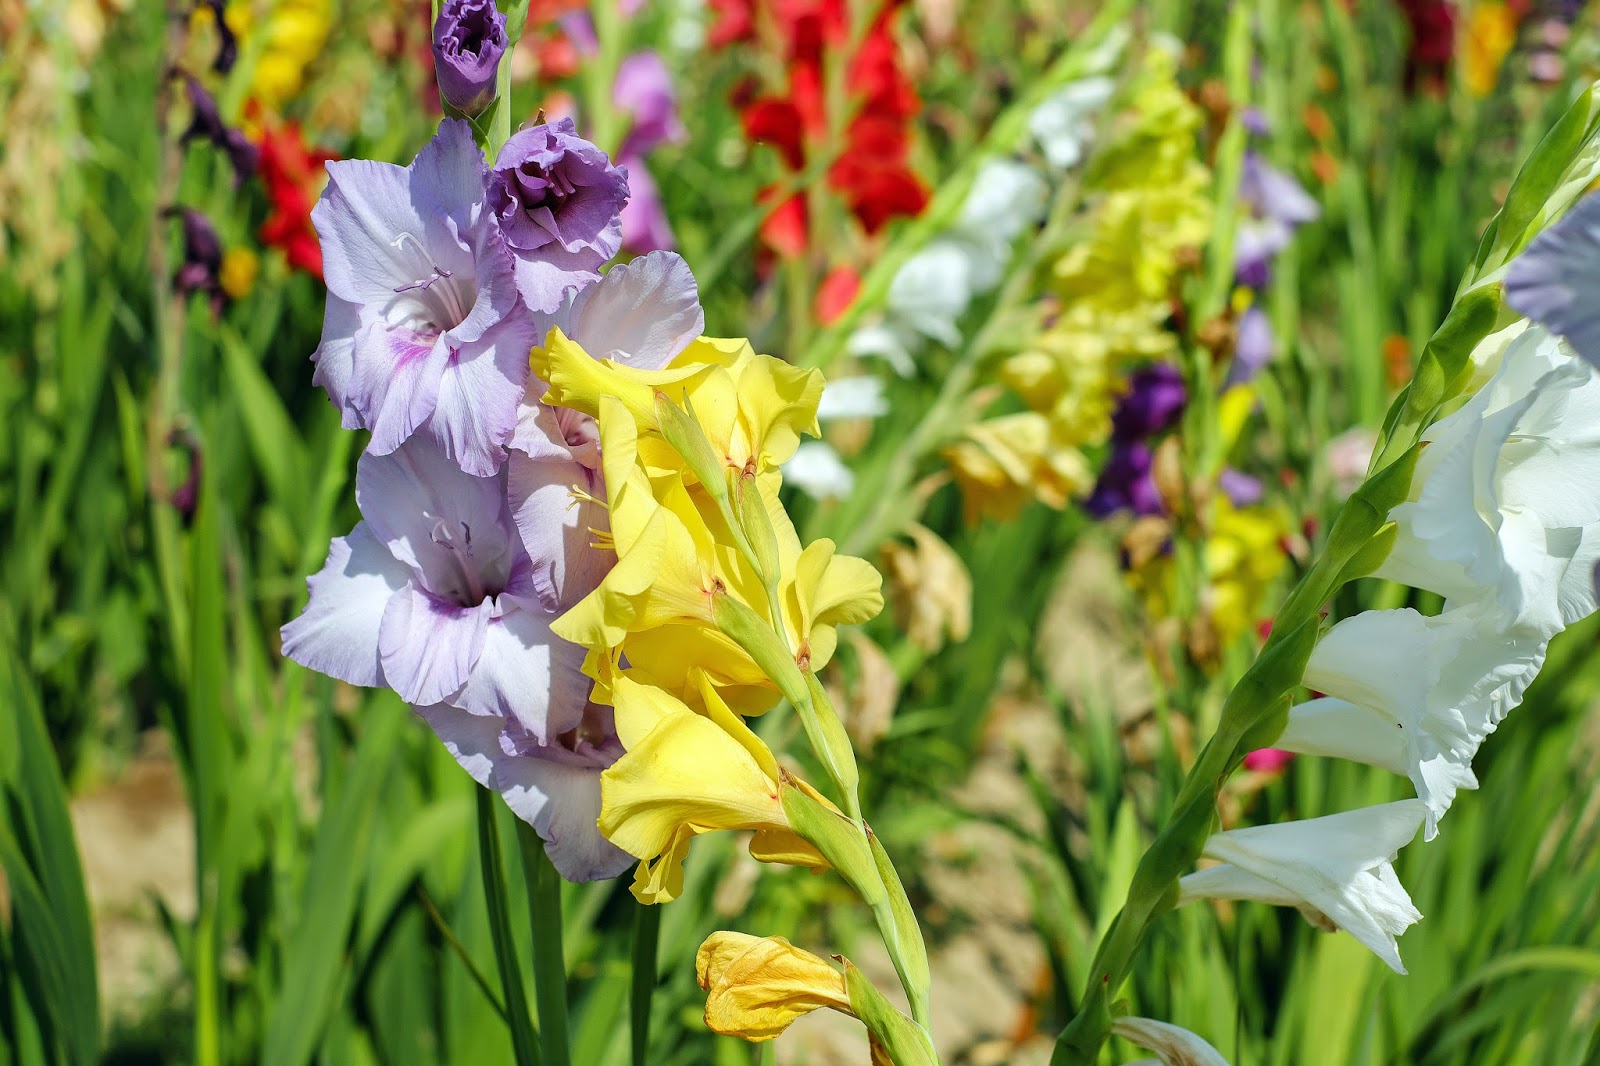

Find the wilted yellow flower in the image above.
[
  {"left": 543, "top": 337, "right": 881, "bottom": 710},
  {"left": 598, "top": 674, "right": 827, "bottom": 903},
  {"left": 943, "top": 412, "right": 1095, "bottom": 523},
  {"left": 696, "top": 933, "right": 853, "bottom": 1042},
  {"left": 1463, "top": 3, "right": 1518, "bottom": 98}
]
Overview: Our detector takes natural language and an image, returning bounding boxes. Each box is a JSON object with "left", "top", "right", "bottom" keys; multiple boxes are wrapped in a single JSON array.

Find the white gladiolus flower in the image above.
[
  {"left": 1030, "top": 76, "right": 1116, "bottom": 171},
  {"left": 1376, "top": 325, "right": 1600, "bottom": 636},
  {"left": 1276, "top": 606, "right": 1547, "bottom": 838},
  {"left": 1178, "top": 801, "right": 1427, "bottom": 973},
  {"left": 1113, "top": 1016, "right": 1230, "bottom": 1066}
]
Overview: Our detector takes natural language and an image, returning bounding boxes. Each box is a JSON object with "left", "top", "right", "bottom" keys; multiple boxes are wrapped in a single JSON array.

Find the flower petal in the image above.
[
  {"left": 378, "top": 583, "right": 490, "bottom": 705},
  {"left": 454, "top": 606, "right": 592, "bottom": 742},
  {"left": 425, "top": 315, "right": 539, "bottom": 476},
  {"left": 1506, "top": 192, "right": 1600, "bottom": 369},
  {"left": 563, "top": 250, "right": 704, "bottom": 369},
  {"left": 280, "top": 523, "right": 411, "bottom": 686},
  {"left": 348, "top": 323, "right": 450, "bottom": 457},
  {"left": 508, "top": 452, "right": 612, "bottom": 611}
]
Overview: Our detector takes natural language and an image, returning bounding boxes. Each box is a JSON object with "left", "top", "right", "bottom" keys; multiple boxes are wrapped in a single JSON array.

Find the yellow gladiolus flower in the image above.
[
  {"left": 598, "top": 675, "right": 826, "bottom": 903},
  {"left": 531, "top": 330, "right": 824, "bottom": 478},
  {"left": 944, "top": 413, "right": 1094, "bottom": 523},
  {"left": 220, "top": 247, "right": 259, "bottom": 299},
  {"left": 224, "top": 0, "right": 331, "bottom": 113},
  {"left": 696, "top": 933, "right": 853, "bottom": 1042},
  {"left": 1463, "top": 3, "right": 1518, "bottom": 98},
  {"left": 551, "top": 382, "right": 881, "bottom": 710}
]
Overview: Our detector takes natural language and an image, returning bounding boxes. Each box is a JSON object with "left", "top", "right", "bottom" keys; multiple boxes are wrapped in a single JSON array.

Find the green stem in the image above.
[
  {"left": 516, "top": 821, "right": 571, "bottom": 1066},
  {"left": 630, "top": 899, "right": 661, "bottom": 1066},
  {"left": 477, "top": 789, "right": 542, "bottom": 1066}
]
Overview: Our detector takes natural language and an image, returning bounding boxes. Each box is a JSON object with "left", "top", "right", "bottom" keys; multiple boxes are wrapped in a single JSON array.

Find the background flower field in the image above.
[{"left": 4, "top": 0, "right": 1600, "bottom": 1063}]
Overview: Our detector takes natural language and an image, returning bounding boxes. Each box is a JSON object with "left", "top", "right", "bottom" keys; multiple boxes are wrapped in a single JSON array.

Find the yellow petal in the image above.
[
  {"left": 599, "top": 678, "right": 785, "bottom": 861},
  {"left": 696, "top": 934, "right": 852, "bottom": 1042},
  {"left": 533, "top": 327, "right": 712, "bottom": 428}
]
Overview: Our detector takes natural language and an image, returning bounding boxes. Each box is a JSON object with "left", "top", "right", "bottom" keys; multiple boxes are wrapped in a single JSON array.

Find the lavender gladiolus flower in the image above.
[
  {"left": 282, "top": 435, "right": 595, "bottom": 744},
  {"left": 1235, "top": 152, "right": 1320, "bottom": 287},
  {"left": 311, "top": 119, "right": 537, "bottom": 476},
  {"left": 489, "top": 118, "right": 630, "bottom": 312},
  {"left": 1220, "top": 468, "right": 1264, "bottom": 507},
  {"left": 615, "top": 52, "right": 685, "bottom": 160},
  {"left": 619, "top": 161, "right": 676, "bottom": 252},
  {"left": 1111, "top": 364, "right": 1187, "bottom": 440},
  {"left": 432, "top": 0, "right": 509, "bottom": 116},
  {"left": 417, "top": 700, "right": 634, "bottom": 882},
  {"left": 1506, "top": 192, "right": 1600, "bottom": 370},
  {"left": 1229, "top": 306, "right": 1276, "bottom": 384}
]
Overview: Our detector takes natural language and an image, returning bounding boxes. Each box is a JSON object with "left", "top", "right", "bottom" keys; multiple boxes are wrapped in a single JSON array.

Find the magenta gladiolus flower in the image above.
[
  {"left": 432, "top": 0, "right": 508, "bottom": 115},
  {"left": 615, "top": 52, "right": 685, "bottom": 160},
  {"left": 311, "top": 119, "right": 537, "bottom": 476},
  {"left": 489, "top": 118, "right": 630, "bottom": 312}
]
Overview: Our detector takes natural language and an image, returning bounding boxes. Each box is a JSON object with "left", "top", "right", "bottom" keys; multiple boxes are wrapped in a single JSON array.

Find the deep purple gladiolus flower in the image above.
[
  {"left": 1086, "top": 440, "right": 1163, "bottom": 517},
  {"left": 432, "top": 0, "right": 508, "bottom": 115},
  {"left": 1235, "top": 152, "right": 1320, "bottom": 286},
  {"left": 310, "top": 119, "right": 537, "bottom": 476},
  {"left": 489, "top": 118, "right": 630, "bottom": 312},
  {"left": 1111, "top": 364, "right": 1187, "bottom": 440},
  {"left": 1506, "top": 192, "right": 1600, "bottom": 371}
]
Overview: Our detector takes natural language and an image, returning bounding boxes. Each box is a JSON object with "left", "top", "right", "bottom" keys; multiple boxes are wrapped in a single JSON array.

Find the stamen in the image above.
[
  {"left": 569, "top": 485, "right": 609, "bottom": 509},
  {"left": 390, "top": 231, "right": 455, "bottom": 294}
]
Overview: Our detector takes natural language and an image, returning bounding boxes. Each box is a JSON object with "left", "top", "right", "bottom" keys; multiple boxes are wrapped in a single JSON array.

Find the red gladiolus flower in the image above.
[
  {"left": 734, "top": 0, "right": 925, "bottom": 257},
  {"left": 251, "top": 106, "right": 336, "bottom": 279}
]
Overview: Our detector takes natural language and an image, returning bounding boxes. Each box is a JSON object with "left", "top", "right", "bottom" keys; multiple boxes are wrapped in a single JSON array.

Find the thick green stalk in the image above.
[
  {"left": 516, "top": 822, "right": 572, "bottom": 1066},
  {"left": 477, "top": 790, "right": 542, "bottom": 1066},
  {"left": 629, "top": 901, "right": 661, "bottom": 1066}
]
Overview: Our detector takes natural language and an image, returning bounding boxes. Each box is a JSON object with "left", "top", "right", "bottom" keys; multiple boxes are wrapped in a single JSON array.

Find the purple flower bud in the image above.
[
  {"left": 489, "top": 117, "right": 629, "bottom": 311},
  {"left": 165, "top": 206, "right": 226, "bottom": 315},
  {"left": 1111, "top": 364, "right": 1187, "bottom": 440},
  {"left": 432, "top": 0, "right": 508, "bottom": 116},
  {"left": 179, "top": 74, "right": 258, "bottom": 185},
  {"left": 199, "top": 0, "right": 237, "bottom": 73}
]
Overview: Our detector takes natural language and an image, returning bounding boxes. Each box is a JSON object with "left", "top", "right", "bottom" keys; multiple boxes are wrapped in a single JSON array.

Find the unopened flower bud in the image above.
[{"left": 432, "top": 0, "right": 508, "bottom": 116}]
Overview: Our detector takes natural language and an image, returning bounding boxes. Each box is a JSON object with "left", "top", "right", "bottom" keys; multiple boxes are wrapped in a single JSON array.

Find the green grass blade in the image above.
[{"left": 477, "top": 789, "right": 542, "bottom": 1066}]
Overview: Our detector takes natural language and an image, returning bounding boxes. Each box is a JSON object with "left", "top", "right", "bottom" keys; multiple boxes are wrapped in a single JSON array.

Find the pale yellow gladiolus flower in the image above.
[
  {"left": 696, "top": 932, "right": 853, "bottom": 1042},
  {"left": 551, "top": 379, "right": 881, "bottom": 711},
  {"left": 944, "top": 412, "right": 1094, "bottom": 523},
  {"left": 598, "top": 675, "right": 826, "bottom": 903}
]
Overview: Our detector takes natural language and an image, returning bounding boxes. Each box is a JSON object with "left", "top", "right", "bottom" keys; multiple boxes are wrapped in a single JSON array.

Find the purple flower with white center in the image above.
[
  {"left": 510, "top": 251, "right": 705, "bottom": 601},
  {"left": 615, "top": 52, "right": 685, "bottom": 160},
  {"left": 1235, "top": 152, "right": 1320, "bottom": 287},
  {"left": 1111, "top": 364, "right": 1187, "bottom": 441},
  {"left": 1085, "top": 440, "right": 1162, "bottom": 517},
  {"left": 281, "top": 435, "right": 593, "bottom": 746},
  {"left": 310, "top": 119, "right": 537, "bottom": 477},
  {"left": 1229, "top": 305, "right": 1276, "bottom": 385},
  {"left": 432, "top": 0, "right": 508, "bottom": 116},
  {"left": 418, "top": 700, "right": 634, "bottom": 881},
  {"left": 489, "top": 118, "right": 630, "bottom": 313},
  {"left": 1506, "top": 192, "right": 1600, "bottom": 371}
]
